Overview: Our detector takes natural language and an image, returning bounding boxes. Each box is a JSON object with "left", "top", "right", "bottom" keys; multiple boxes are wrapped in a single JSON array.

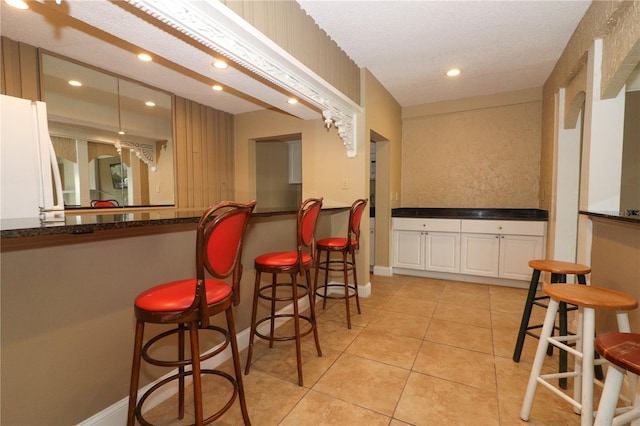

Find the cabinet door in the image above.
[
  {"left": 461, "top": 233, "right": 500, "bottom": 277},
  {"left": 499, "top": 235, "right": 544, "bottom": 280},
  {"left": 425, "top": 232, "right": 460, "bottom": 273},
  {"left": 370, "top": 228, "right": 375, "bottom": 267},
  {"left": 393, "top": 230, "right": 424, "bottom": 269}
]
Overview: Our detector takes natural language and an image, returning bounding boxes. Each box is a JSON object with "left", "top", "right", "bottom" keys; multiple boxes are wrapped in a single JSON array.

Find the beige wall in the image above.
[
  {"left": 221, "top": 0, "right": 360, "bottom": 105},
  {"left": 363, "top": 69, "right": 402, "bottom": 269},
  {"left": 401, "top": 89, "right": 542, "bottom": 208},
  {"left": 540, "top": 1, "right": 640, "bottom": 258}
]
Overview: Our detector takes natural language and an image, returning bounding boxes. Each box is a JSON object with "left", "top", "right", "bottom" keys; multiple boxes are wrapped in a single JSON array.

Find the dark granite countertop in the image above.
[
  {"left": 1, "top": 205, "right": 349, "bottom": 239},
  {"left": 580, "top": 210, "right": 640, "bottom": 225},
  {"left": 392, "top": 208, "right": 548, "bottom": 221}
]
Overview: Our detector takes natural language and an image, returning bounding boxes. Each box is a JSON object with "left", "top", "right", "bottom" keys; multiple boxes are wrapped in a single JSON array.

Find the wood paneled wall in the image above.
[
  {"left": 174, "top": 96, "right": 235, "bottom": 208},
  {"left": 1, "top": 37, "right": 39, "bottom": 100},
  {"left": 221, "top": 0, "right": 361, "bottom": 105}
]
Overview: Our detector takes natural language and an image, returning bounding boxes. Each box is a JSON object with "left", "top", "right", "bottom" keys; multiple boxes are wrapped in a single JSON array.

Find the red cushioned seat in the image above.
[
  {"left": 245, "top": 198, "right": 323, "bottom": 387},
  {"left": 127, "top": 201, "right": 255, "bottom": 426},
  {"left": 135, "top": 279, "right": 232, "bottom": 312},
  {"left": 314, "top": 199, "right": 367, "bottom": 329}
]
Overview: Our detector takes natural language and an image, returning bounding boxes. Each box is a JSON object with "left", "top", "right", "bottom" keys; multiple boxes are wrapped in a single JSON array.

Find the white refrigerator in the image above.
[{"left": 1, "top": 94, "right": 64, "bottom": 223}]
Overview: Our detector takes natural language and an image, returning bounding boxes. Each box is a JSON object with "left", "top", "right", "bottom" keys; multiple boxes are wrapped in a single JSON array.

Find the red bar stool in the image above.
[
  {"left": 594, "top": 332, "right": 640, "bottom": 425},
  {"left": 520, "top": 284, "right": 638, "bottom": 426},
  {"left": 314, "top": 198, "right": 367, "bottom": 329},
  {"left": 245, "top": 198, "right": 323, "bottom": 386},
  {"left": 127, "top": 200, "right": 255, "bottom": 426}
]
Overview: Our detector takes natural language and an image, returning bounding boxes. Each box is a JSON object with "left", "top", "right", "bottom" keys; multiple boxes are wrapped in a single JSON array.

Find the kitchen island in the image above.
[
  {"left": 0, "top": 204, "right": 351, "bottom": 425},
  {"left": 391, "top": 208, "right": 548, "bottom": 286}
]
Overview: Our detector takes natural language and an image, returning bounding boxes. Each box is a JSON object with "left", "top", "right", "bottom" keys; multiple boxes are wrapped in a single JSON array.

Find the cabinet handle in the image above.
[{"left": 495, "top": 235, "right": 499, "bottom": 238}]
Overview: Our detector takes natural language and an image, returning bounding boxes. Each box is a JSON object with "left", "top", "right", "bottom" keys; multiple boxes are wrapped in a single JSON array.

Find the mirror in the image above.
[
  {"left": 255, "top": 134, "right": 302, "bottom": 211},
  {"left": 621, "top": 64, "right": 640, "bottom": 213},
  {"left": 41, "top": 53, "right": 174, "bottom": 208}
]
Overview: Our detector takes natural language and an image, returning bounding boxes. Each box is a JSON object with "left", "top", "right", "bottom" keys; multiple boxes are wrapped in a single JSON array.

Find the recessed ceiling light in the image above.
[
  {"left": 5, "top": 0, "right": 28, "bottom": 10},
  {"left": 287, "top": 98, "right": 298, "bottom": 105},
  {"left": 213, "top": 60, "right": 228, "bottom": 69},
  {"left": 446, "top": 68, "right": 462, "bottom": 77},
  {"left": 137, "top": 53, "right": 152, "bottom": 62},
  {"left": 145, "top": 101, "right": 156, "bottom": 107},
  {"left": 68, "top": 80, "right": 82, "bottom": 87},
  {"left": 118, "top": 130, "right": 125, "bottom": 135},
  {"left": 212, "top": 84, "right": 223, "bottom": 91}
]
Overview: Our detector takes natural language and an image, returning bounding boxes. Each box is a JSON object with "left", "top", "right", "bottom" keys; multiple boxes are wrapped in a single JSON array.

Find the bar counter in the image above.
[
  {"left": 0, "top": 205, "right": 350, "bottom": 240},
  {"left": 0, "top": 203, "right": 354, "bottom": 424},
  {"left": 580, "top": 210, "right": 640, "bottom": 334}
]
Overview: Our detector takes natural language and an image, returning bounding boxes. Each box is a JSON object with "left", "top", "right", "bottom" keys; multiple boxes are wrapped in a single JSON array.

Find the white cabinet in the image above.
[
  {"left": 288, "top": 141, "right": 301, "bottom": 184},
  {"left": 392, "top": 217, "right": 546, "bottom": 282},
  {"left": 392, "top": 219, "right": 461, "bottom": 273},
  {"left": 461, "top": 220, "right": 545, "bottom": 281}
]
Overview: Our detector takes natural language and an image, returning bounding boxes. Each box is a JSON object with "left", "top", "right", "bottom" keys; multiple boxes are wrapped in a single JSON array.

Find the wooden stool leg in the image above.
[
  {"left": 305, "top": 268, "right": 322, "bottom": 357},
  {"left": 245, "top": 272, "right": 262, "bottom": 376},
  {"left": 342, "top": 250, "right": 351, "bottom": 329},
  {"left": 521, "top": 298, "right": 560, "bottom": 421},
  {"left": 580, "top": 307, "right": 595, "bottom": 426},
  {"left": 189, "top": 323, "right": 204, "bottom": 426},
  {"left": 291, "top": 272, "right": 303, "bottom": 386},
  {"left": 559, "top": 301, "right": 569, "bottom": 389},
  {"left": 594, "top": 364, "right": 625, "bottom": 425},
  {"left": 351, "top": 248, "right": 361, "bottom": 315},
  {"left": 127, "top": 321, "right": 145, "bottom": 426},
  {"left": 226, "top": 307, "right": 251, "bottom": 425},
  {"left": 514, "top": 269, "right": 541, "bottom": 362}
]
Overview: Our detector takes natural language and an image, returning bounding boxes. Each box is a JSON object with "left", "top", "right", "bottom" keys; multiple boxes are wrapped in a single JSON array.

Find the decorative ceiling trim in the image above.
[{"left": 125, "top": 0, "right": 362, "bottom": 157}]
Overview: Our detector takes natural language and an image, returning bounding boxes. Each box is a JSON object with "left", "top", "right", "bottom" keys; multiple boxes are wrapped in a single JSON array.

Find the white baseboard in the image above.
[{"left": 373, "top": 265, "right": 393, "bottom": 276}]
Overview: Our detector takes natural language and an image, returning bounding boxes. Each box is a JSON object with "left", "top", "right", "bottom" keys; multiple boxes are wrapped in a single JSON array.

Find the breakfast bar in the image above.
[{"left": 0, "top": 205, "right": 349, "bottom": 424}]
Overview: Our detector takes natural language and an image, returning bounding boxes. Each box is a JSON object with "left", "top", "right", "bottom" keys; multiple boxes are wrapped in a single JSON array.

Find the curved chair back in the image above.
[
  {"left": 91, "top": 199, "right": 119, "bottom": 207},
  {"left": 297, "top": 198, "right": 323, "bottom": 271},
  {"left": 348, "top": 199, "right": 368, "bottom": 250},
  {"left": 196, "top": 200, "right": 256, "bottom": 310}
]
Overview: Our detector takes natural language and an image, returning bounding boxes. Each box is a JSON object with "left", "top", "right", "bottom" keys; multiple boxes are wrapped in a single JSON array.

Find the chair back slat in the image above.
[
  {"left": 195, "top": 200, "right": 256, "bottom": 312},
  {"left": 348, "top": 198, "right": 368, "bottom": 249}
]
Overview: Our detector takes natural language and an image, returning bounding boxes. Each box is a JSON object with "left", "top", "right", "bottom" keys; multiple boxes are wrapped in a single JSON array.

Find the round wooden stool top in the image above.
[
  {"left": 529, "top": 259, "right": 591, "bottom": 275},
  {"left": 544, "top": 284, "right": 638, "bottom": 311},
  {"left": 595, "top": 332, "right": 640, "bottom": 376}
]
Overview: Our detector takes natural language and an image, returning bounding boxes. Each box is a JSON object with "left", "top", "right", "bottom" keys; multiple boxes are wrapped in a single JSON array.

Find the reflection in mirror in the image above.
[
  {"left": 621, "top": 64, "right": 640, "bottom": 213},
  {"left": 41, "top": 52, "right": 174, "bottom": 208},
  {"left": 255, "top": 134, "right": 302, "bottom": 211}
]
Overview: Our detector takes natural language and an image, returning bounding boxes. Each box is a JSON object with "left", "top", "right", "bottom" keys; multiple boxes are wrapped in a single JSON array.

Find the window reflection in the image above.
[{"left": 41, "top": 52, "right": 174, "bottom": 208}]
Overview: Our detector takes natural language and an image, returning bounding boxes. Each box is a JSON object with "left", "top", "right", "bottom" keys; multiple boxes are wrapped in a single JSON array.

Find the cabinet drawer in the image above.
[
  {"left": 461, "top": 220, "right": 545, "bottom": 236},
  {"left": 393, "top": 218, "right": 461, "bottom": 232}
]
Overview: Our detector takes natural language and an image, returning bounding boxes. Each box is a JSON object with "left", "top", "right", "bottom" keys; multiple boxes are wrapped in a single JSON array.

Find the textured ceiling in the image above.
[
  {"left": 296, "top": 0, "right": 592, "bottom": 106},
  {"left": 1, "top": 1, "right": 592, "bottom": 112}
]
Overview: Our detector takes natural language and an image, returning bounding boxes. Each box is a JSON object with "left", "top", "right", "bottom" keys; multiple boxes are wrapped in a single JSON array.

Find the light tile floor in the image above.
[{"left": 145, "top": 274, "right": 590, "bottom": 425}]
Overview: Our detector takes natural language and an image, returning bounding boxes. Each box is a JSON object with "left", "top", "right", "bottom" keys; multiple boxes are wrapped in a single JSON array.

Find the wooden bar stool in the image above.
[
  {"left": 245, "top": 198, "right": 323, "bottom": 386},
  {"left": 520, "top": 284, "right": 638, "bottom": 426},
  {"left": 313, "top": 198, "right": 367, "bottom": 329},
  {"left": 594, "top": 332, "right": 640, "bottom": 426},
  {"left": 127, "top": 200, "right": 255, "bottom": 426},
  {"left": 514, "top": 259, "right": 592, "bottom": 388}
]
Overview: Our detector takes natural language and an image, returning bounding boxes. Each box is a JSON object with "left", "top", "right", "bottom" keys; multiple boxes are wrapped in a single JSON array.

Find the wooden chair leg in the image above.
[{"left": 127, "top": 321, "right": 145, "bottom": 426}]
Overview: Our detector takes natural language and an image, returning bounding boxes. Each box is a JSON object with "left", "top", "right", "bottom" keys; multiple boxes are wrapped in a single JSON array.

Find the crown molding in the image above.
[{"left": 125, "top": 0, "right": 362, "bottom": 157}]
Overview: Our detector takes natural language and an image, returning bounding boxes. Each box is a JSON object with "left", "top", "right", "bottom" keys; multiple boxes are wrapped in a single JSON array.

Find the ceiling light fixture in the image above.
[
  {"left": 145, "top": 101, "right": 156, "bottom": 107},
  {"left": 213, "top": 60, "right": 228, "bottom": 69},
  {"left": 287, "top": 98, "right": 298, "bottom": 105},
  {"left": 68, "top": 80, "right": 82, "bottom": 87},
  {"left": 446, "top": 68, "right": 462, "bottom": 77},
  {"left": 212, "top": 84, "right": 223, "bottom": 91},
  {"left": 5, "top": 0, "right": 28, "bottom": 9},
  {"left": 137, "top": 53, "right": 152, "bottom": 62}
]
